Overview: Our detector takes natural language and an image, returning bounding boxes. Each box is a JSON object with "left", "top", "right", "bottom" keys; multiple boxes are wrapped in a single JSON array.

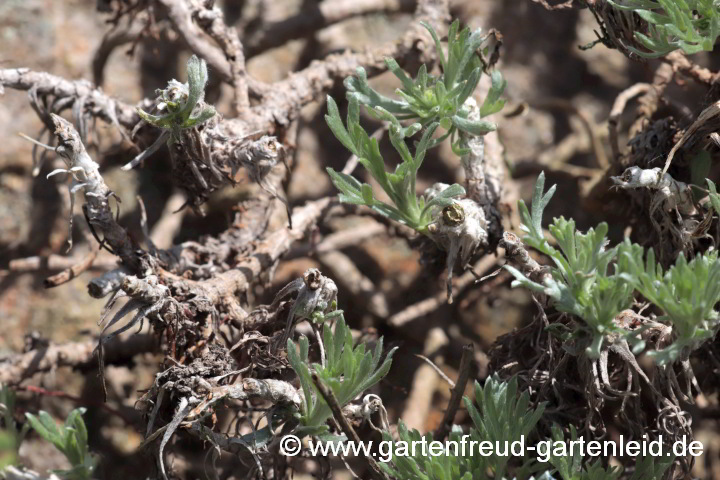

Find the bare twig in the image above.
[
  {"left": 92, "top": 20, "right": 149, "bottom": 86},
  {"left": 608, "top": 83, "right": 651, "bottom": 162},
  {"left": 461, "top": 82, "right": 505, "bottom": 210},
  {"left": 156, "top": 196, "right": 336, "bottom": 321},
  {"left": 246, "top": 0, "right": 417, "bottom": 58},
  {"left": 186, "top": 378, "right": 302, "bottom": 419},
  {"left": 2, "top": 0, "right": 450, "bottom": 144},
  {"left": 14, "top": 384, "right": 137, "bottom": 425},
  {"left": 663, "top": 50, "right": 720, "bottom": 86},
  {"left": 240, "top": 0, "right": 450, "bottom": 133},
  {"left": 0, "top": 334, "right": 157, "bottom": 385},
  {"left": 47, "top": 114, "right": 155, "bottom": 274},
  {"left": 663, "top": 100, "right": 720, "bottom": 175},
  {"left": 531, "top": 98, "right": 609, "bottom": 170},
  {"left": 531, "top": 133, "right": 601, "bottom": 178},
  {"left": 499, "top": 232, "right": 549, "bottom": 285},
  {"left": 0, "top": 68, "right": 140, "bottom": 129},
  {"left": 455, "top": 72, "right": 510, "bottom": 253},
  {"left": 414, "top": 354, "right": 455, "bottom": 386},
  {"left": 1, "top": 467, "right": 60, "bottom": 480},
  {"left": 630, "top": 62, "right": 674, "bottom": 137},
  {"left": 433, "top": 343, "right": 474, "bottom": 441},
  {"left": 156, "top": 0, "right": 264, "bottom": 105},
  {"left": 209, "top": 196, "right": 332, "bottom": 298},
  {"left": 289, "top": 221, "right": 386, "bottom": 258},
  {"left": 316, "top": 250, "right": 389, "bottom": 318},
  {"left": 312, "top": 373, "right": 390, "bottom": 480},
  {"left": 388, "top": 254, "right": 499, "bottom": 327},
  {"left": 149, "top": 192, "right": 188, "bottom": 249},
  {"left": 6, "top": 252, "right": 116, "bottom": 274},
  {"left": 88, "top": 267, "right": 131, "bottom": 298},
  {"left": 529, "top": 0, "right": 575, "bottom": 10},
  {"left": 43, "top": 244, "right": 100, "bottom": 288},
  {"left": 401, "top": 327, "right": 448, "bottom": 431}
]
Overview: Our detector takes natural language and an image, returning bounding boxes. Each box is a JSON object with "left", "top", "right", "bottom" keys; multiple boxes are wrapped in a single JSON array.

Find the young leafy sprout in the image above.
[
  {"left": 326, "top": 19, "right": 507, "bottom": 232},
  {"left": 0, "top": 385, "right": 27, "bottom": 469},
  {"left": 509, "top": 172, "right": 720, "bottom": 363},
  {"left": 325, "top": 20, "right": 506, "bottom": 301},
  {"left": 506, "top": 172, "right": 638, "bottom": 358},
  {"left": 123, "top": 55, "right": 216, "bottom": 170},
  {"left": 25, "top": 408, "right": 96, "bottom": 480},
  {"left": 707, "top": 178, "right": 720, "bottom": 216},
  {"left": 286, "top": 315, "right": 396, "bottom": 438},
  {"left": 379, "top": 375, "right": 673, "bottom": 480},
  {"left": 325, "top": 96, "right": 460, "bottom": 233},
  {"left": 618, "top": 242, "right": 720, "bottom": 364},
  {"left": 463, "top": 374, "right": 547, "bottom": 479},
  {"left": 607, "top": 0, "right": 720, "bottom": 57},
  {"left": 545, "top": 424, "right": 674, "bottom": 480},
  {"left": 379, "top": 375, "right": 547, "bottom": 480},
  {"left": 344, "top": 19, "right": 506, "bottom": 153}
]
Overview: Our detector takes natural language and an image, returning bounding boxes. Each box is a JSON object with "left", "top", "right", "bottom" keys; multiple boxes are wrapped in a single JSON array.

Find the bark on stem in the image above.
[
  {"left": 433, "top": 343, "right": 474, "bottom": 441},
  {"left": 49, "top": 114, "right": 155, "bottom": 275},
  {"left": 245, "top": 0, "right": 416, "bottom": 57},
  {"left": 0, "top": 335, "right": 157, "bottom": 385},
  {"left": 312, "top": 373, "right": 390, "bottom": 480}
]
